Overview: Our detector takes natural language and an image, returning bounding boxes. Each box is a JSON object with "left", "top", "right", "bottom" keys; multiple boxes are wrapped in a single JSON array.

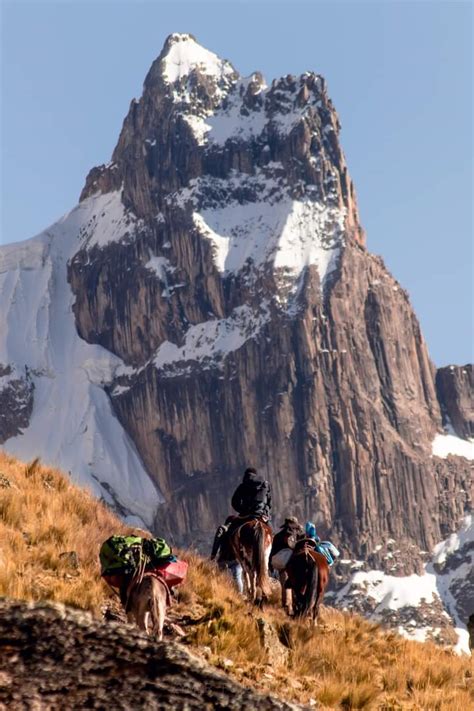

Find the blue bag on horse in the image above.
[{"left": 315, "top": 542, "right": 337, "bottom": 566}]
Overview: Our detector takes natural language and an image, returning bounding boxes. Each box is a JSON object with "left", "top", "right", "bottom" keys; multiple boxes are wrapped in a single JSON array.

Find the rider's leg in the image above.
[{"left": 228, "top": 561, "right": 244, "bottom": 594}]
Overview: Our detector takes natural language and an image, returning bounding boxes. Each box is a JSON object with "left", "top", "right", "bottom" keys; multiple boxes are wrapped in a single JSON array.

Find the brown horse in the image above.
[
  {"left": 285, "top": 540, "right": 329, "bottom": 623},
  {"left": 230, "top": 518, "right": 273, "bottom": 605},
  {"left": 126, "top": 572, "right": 171, "bottom": 640}
]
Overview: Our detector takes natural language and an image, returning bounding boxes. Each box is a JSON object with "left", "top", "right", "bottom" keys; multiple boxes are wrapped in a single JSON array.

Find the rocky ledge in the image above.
[{"left": 0, "top": 599, "right": 301, "bottom": 710}]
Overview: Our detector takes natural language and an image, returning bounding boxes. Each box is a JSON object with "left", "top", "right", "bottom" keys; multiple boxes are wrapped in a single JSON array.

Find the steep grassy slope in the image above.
[{"left": 0, "top": 451, "right": 472, "bottom": 709}]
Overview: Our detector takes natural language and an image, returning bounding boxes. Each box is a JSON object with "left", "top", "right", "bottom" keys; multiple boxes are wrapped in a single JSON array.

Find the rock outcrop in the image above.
[
  {"left": 436, "top": 365, "right": 473, "bottom": 438},
  {"left": 0, "top": 364, "right": 34, "bottom": 443},
  {"left": 0, "top": 34, "right": 472, "bottom": 575},
  {"left": 0, "top": 599, "right": 300, "bottom": 710}
]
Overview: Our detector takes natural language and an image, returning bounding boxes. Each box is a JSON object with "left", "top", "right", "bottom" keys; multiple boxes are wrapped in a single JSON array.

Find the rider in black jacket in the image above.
[{"left": 231, "top": 467, "right": 272, "bottom": 519}]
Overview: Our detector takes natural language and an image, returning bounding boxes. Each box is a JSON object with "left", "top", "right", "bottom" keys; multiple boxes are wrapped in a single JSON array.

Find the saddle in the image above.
[
  {"left": 227, "top": 513, "right": 268, "bottom": 533},
  {"left": 293, "top": 537, "right": 317, "bottom": 553}
]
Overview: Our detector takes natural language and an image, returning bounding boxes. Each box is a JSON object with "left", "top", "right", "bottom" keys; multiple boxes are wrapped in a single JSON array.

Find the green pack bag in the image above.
[
  {"left": 99, "top": 535, "right": 144, "bottom": 576},
  {"left": 99, "top": 535, "right": 172, "bottom": 576},
  {"left": 142, "top": 537, "right": 172, "bottom": 566}
]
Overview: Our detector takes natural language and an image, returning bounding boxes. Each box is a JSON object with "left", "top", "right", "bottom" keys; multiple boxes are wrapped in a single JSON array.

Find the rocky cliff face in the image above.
[
  {"left": 0, "top": 34, "right": 472, "bottom": 576},
  {"left": 436, "top": 365, "right": 473, "bottom": 439}
]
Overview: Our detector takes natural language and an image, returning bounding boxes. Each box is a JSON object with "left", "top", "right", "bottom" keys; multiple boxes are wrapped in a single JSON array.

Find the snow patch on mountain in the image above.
[
  {"left": 179, "top": 72, "right": 325, "bottom": 147},
  {"left": 165, "top": 167, "right": 344, "bottom": 288},
  {"left": 183, "top": 76, "right": 268, "bottom": 147},
  {"left": 433, "top": 514, "right": 472, "bottom": 565},
  {"left": 194, "top": 195, "right": 344, "bottom": 284},
  {"left": 0, "top": 195, "right": 162, "bottom": 526},
  {"left": 81, "top": 189, "right": 142, "bottom": 249},
  {"left": 146, "top": 255, "right": 176, "bottom": 280},
  {"left": 154, "top": 303, "right": 269, "bottom": 377},
  {"left": 432, "top": 433, "right": 474, "bottom": 460}
]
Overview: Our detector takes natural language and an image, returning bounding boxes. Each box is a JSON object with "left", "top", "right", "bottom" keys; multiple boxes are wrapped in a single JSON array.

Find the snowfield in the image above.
[
  {"left": 0, "top": 193, "right": 162, "bottom": 527},
  {"left": 153, "top": 303, "right": 270, "bottom": 376}
]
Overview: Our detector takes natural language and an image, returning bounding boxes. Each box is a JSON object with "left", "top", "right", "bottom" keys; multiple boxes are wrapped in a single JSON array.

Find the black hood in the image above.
[{"left": 243, "top": 471, "right": 261, "bottom": 484}]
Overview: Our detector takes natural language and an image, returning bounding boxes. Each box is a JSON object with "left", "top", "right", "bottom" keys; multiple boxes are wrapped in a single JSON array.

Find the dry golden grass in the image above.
[
  {"left": 0, "top": 451, "right": 133, "bottom": 611},
  {"left": 0, "top": 451, "right": 472, "bottom": 709}
]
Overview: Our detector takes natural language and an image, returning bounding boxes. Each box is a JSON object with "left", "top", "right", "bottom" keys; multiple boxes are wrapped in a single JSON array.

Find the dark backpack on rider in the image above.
[
  {"left": 241, "top": 480, "right": 270, "bottom": 514},
  {"left": 252, "top": 480, "right": 270, "bottom": 504}
]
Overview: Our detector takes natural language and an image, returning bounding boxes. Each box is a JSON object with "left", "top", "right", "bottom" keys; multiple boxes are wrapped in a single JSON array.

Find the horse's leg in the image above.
[
  {"left": 279, "top": 571, "right": 285, "bottom": 608},
  {"left": 313, "top": 570, "right": 328, "bottom": 625},
  {"left": 247, "top": 569, "right": 253, "bottom": 602},
  {"left": 313, "top": 591, "right": 321, "bottom": 626},
  {"left": 135, "top": 585, "right": 150, "bottom": 633},
  {"left": 280, "top": 571, "right": 292, "bottom": 615},
  {"left": 251, "top": 525, "right": 271, "bottom": 606},
  {"left": 249, "top": 564, "right": 256, "bottom": 604},
  {"left": 126, "top": 583, "right": 139, "bottom": 627},
  {"left": 260, "top": 539, "right": 272, "bottom": 605},
  {"left": 143, "top": 610, "right": 152, "bottom": 634},
  {"left": 254, "top": 571, "right": 262, "bottom": 607},
  {"left": 253, "top": 542, "right": 260, "bottom": 606},
  {"left": 153, "top": 580, "right": 167, "bottom": 641},
  {"left": 246, "top": 557, "right": 256, "bottom": 604},
  {"left": 242, "top": 563, "right": 252, "bottom": 600}
]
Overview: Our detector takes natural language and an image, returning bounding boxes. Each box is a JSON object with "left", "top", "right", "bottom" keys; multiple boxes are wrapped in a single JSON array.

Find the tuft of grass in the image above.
[{"left": 0, "top": 450, "right": 472, "bottom": 709}]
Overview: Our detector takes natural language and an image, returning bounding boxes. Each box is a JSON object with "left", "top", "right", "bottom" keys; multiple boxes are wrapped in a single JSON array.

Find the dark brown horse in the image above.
[
  {"left": 285, "top": 540, "right": 329, "bottom": 623},
  {"left": 270, "top": 518, "right": 302, "bottom": 615},
  {"left": 230, "top": 518, "right": 273, "bottom": 605}
]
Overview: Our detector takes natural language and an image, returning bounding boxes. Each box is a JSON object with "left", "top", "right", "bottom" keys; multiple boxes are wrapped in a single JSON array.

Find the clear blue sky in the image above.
[{"left": 1, "top": 0, "right": 472, "bottom": 366}]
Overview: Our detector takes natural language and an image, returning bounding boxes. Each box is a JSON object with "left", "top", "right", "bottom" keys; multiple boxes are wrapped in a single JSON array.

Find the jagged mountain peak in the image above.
[
  {"left": 81, "top": 35, "right": 364, "bottom": 257},
  {"left": 157, "top": 32, "right": 237, "bottom": 85},
  {"left": 140, "top": 33, "right": 239, "bottom": 112}
]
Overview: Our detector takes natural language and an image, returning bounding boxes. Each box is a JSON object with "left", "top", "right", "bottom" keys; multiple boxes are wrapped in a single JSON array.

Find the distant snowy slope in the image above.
[
  {"left": 0, "top": 193, "right": 161, "bottom": 526},
  {"left": 332, "top": 515, "right": 474, "bottom": 654}
]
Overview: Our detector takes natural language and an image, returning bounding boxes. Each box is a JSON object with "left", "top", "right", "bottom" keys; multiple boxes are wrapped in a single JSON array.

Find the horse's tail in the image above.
[
  {"left": 254, "top": 522, "right": 271, "bottom": 597},
  {"left": 301, "top": 556, "right": 318, "bottom": 617}
]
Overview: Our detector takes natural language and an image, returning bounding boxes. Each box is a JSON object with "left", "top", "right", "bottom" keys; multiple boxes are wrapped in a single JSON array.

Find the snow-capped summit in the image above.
[{"left": 158, "top": 32, "right": 236, "bottom": 85}]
